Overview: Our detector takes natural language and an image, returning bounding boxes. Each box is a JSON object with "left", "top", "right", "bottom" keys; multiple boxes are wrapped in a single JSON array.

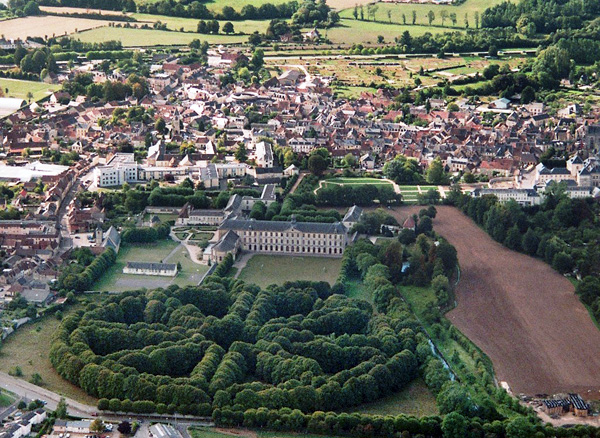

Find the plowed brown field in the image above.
[{"left": 390, "top": 205, "right": 600, "bottom": 397}]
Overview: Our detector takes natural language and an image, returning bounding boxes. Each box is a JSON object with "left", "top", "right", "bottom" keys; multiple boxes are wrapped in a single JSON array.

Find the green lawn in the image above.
[
  {"left": 0, "top": 78, "right": 60, "bottom": 102},
  {"left": 326, "top": 19, "right": 455, "bottom": 44},
  {"left": 338, "top": 0, "right": 505, "bottom": 30},
  {"left": 0, "top": 296, "right": 103, "bottom": 405},
  {"left": 238, "top": 255, "right": 343, "bottom": 288},
  {"left": 0, "top": 389, "right": 16, "bottom": 407},
  {"left": 133, "top": 13, "right": 268, "bottom": 34},
  {"left": 345, "top": 279, "right": 373, "bottom": 303},
  {"left": 93, "top": 240, "right": 208, "bottom": 292},
  {"left": 322, "top": 177, "right": 393, "bottom": 189},
  {"left": 76, "top": 26, "right": 247, "bottom": 46},
  {"left": 345, "top": 378, "right": 438, "bottom": 417}
]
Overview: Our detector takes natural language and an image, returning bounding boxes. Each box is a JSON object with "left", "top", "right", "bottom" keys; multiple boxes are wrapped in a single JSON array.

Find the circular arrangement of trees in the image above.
[{"left": 51, "top": 277, "right": 428, "bottom": 415}]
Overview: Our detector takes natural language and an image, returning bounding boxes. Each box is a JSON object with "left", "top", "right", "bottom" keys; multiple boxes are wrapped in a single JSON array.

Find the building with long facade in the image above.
[{"left": 210, "top": 217, "right": 350, "bottom": 262}]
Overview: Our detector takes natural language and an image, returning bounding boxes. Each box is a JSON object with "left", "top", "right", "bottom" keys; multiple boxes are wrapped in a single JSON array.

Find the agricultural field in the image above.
[
  {"left": 326, "top": 18, "right": 455, "bottom": 45},
  {"left": 0, "top": 295, "right": 103, "bottom": 405},
  {"left": 238, "top": 255, "right": 343, "bottom": 288},
  {"left": 0, "top": 79, "right": 61, "bottom": 102},
  {"left": 392, "top": 205, "right": 600, "bottom": 396},
  {"left": 346, "top": 378, "right": 437, "bottom": 417},
  {"left": 0, "top": 15, "right": 111, "bottom": 39},
  {"left": 93, "top": 240, "right": 209, "bottom": 292},
  {"left": 338, "top": 0, "right": 506, "bottom": 29},
  {"left": 75, "top": 26, "right": 247, "bottom": 47},
  {"left": 133, "top": 13, "right": 268, "bottom": 34}
]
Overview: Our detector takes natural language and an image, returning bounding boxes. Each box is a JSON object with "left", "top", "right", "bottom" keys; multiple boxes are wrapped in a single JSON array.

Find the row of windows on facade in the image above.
[
  {"left": 240, "top": 231, "right": 344, "bottom": 240},
  {"left": 245, "top": 244, "right": 343, "bottom": 254},
  {"left": 241, "top": 236, "right": 344, "bottom": 246}
]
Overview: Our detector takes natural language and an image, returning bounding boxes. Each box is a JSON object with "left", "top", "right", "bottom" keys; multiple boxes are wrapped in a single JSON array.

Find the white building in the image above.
[
  {"left": 123, "top": 262, "right": 177, "bottom": 277},
  {"left": 471, "top": 188, "right": 541, "bottom": 206},
  {"left": 94, "top": 153, "right": 140, "bottom": 187},
  {"left": 255, "top": 141, "right": 274, "bottom": 167}
]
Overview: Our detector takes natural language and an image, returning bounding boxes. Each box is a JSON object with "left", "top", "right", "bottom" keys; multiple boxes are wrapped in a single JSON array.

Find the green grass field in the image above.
[
  {"left": 238, "top": 255, "right": 343, "bottom": 288},
  {"left": 137, "top": 0, "right": 291, "bottom": 14},
  {"left": 93, "top": 240, "right": 209, "bottom": 292},
  {"left": 334, "top": 85, "right": 379, "bottom": 99},
  {"left": 0, "top": 390, "right": 15, "bottom": 407},
  {"left": 345, "top": 279, "right": 373, "bottom": 303},
  {"left": 346, "top": 378, "right": 437, "bottom": 416},
  {"left": 326, "top": 18, "right": 455, "bottom": 44},
  {"left": 0, "top": 296, "right": 104, "bottom": 405},
  {"left": 142, "top": 212, "right": 178, "bottom": 223},
  {"left": 76, "top": 26, "right": 247, "bottom": 46},
  {"left": 0, "top": 78, "right": 60, "bottom": 102},
  {"left": 133, "top": 13, "right": 268, "bottom": 34},
  {"left": 338, "top": 0, "right": 505, "bottom": 30}
]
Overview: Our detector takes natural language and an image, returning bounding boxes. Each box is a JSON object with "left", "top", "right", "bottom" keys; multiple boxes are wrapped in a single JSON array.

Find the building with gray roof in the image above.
[{"left": 210, "top": 216, "right": 349, "bottom": 262}]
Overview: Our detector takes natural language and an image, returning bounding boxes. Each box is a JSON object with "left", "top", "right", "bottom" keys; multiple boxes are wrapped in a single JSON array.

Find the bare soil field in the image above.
[
  {"left": 0, "top": 16, "right": 111, "bottom": 39},
  {"left": 389, "top": 205, "right": 600, "bottom": 397}
]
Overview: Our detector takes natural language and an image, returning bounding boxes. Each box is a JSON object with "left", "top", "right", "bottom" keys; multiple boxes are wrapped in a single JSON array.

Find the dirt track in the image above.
[{"left": 390, "top": 205, "right": 600, "bottom": 397}]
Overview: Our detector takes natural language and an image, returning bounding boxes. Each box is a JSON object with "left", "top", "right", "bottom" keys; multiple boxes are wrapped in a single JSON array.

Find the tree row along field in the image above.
[{"left": 389, "top": 206, "right": 600, "bottom": 396}]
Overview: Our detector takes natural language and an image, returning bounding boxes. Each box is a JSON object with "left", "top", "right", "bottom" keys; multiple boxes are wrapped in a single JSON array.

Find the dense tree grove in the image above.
[
  {"left": 481, "top": 0, "right": 600, "bottom": 33},
  {"left": 57, "top": 248, "right": 116, "bottom": 292},
  {"left": 316, "top": 184, "right": 402, "bottom": 207},
  {"left": 446, "top": 183, "right": 600, "bottom": 320},
  {"left": 51, "top": 271, "right": 433, "bottom": 415}
]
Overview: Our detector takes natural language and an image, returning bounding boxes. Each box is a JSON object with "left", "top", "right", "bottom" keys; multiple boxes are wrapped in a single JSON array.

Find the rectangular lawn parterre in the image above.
[{"left": 238, "top": 255, "right": 342, "bottom": 288}]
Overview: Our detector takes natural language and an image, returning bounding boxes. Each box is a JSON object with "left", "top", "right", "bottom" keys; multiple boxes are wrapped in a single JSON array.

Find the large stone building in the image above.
[{"left": 209, "top": 217, "right": 350, "bottom": 262}]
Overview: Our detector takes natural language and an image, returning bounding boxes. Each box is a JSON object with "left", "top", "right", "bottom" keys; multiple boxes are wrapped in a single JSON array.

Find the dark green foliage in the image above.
[{"left": 53, "top": 278, "right": 422, "bottom": 415}]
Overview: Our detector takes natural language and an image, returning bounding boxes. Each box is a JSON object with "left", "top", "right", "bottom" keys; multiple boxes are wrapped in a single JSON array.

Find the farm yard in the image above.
[
  {"left": 0, "top": 79, "right": 60, "bottom": 102},
  {"left": 93, "top": 240, "right": 209, "bottom": 292},
  {"left": 237, "top": 255, "right": 343, "bottom": 288},
  {"left": 389, "top": 205, "right": 600, "bottom": 397},
  {"left": 75, "top": 27, "right": 247, "bottom": 47},
  {"left": 0, "top": 15, "right": 111, "bottom": 40}
]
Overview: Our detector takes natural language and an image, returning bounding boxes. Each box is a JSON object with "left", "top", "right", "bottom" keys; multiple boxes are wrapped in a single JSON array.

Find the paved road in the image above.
[
  {"left": 0, "top": 372, "right": 215, "bottom": 426},
  {"left": 0, "top": 371, "right": 93, "bottom": 417}
]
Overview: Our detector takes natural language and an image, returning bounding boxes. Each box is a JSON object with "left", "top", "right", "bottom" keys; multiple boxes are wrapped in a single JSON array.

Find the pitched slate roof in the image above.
[{"left": 219, "top": 218, "right": 347, "bottom": 235}]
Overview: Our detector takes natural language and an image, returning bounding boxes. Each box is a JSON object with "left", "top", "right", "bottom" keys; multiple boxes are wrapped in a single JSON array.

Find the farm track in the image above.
[{"left": 390, "top": 205, "right": 600, "bottom": 397}]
